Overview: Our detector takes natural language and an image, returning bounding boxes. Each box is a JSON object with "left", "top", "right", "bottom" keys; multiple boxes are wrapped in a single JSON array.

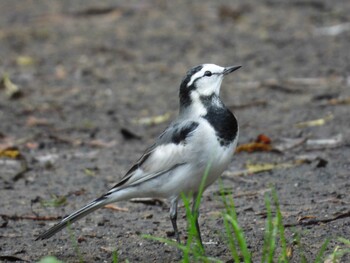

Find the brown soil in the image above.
[{"left": 1, "top": 1, "right": 350, "bottom": 262}]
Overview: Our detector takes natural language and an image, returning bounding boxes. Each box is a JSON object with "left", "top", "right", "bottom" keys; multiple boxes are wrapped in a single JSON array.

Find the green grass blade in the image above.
[
  {"left": 143, "top": 227, "right": 191, "bottom": 263},
  {"left": 313, "top": 238, "right": 330, "bottom": 263},
  {"left": 143, "top": 162, "right": 214, "bottom": 263},
  {"left": 219, "top": 179, "right": 251, "bottom": 262},
  {"left": 223, "top": 214, "right": 241, "bottom": 263},
  {"left": 181, "top": 161, "right": 212, "bottom": 258},
  {"left": 193, "top": 162, "right": 212, "bottom": 213},
  {"left": 272, "top": 189, "right": 288, "bottom": 263},
  {"left": 267, "top": 218, "right": 278, "bottom": 263},
  {"left": 261, "top": 193, "right": 273, "bottom": 263},
  {"left": 112, "top": 250, "right": 118, "bottom": 263},
  {"left": 37, "top": 256, "right": 64, "bottom": 263},
  {"left": 219, "top": 181, "right": 241, "bottom": 263},
  {"left": 338, "top": 237, "right": 350, "bottom": 246},
  {"left": 225, "top": 214, "right": 251, "bottom": 263},
  {"left": 182, "top": 192, "right": 199, "bottom": 260}
]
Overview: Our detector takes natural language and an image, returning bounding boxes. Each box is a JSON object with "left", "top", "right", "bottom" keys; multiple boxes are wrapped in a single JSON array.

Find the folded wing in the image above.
[{"left": 110, "top": 120, "right": 200, "bottom": 191}]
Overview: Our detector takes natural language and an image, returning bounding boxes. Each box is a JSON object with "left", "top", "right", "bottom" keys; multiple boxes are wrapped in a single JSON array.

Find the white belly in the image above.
[{"left": 156, "top": 121, "right": 238, "bottom": 197}]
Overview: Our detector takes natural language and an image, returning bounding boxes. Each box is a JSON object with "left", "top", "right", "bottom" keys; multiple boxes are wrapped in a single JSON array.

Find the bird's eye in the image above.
[{"left": 204, "top": 71, "right": 212, "bottom": 77}]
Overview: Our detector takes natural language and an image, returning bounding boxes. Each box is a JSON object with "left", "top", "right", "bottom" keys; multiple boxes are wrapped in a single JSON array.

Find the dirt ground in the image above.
[{"left": 1, "top": 1, "right": 350, "bottom": 262}]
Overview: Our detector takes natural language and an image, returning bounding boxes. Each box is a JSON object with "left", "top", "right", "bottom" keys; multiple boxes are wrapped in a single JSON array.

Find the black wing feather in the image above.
[{"left": 111, "top": 121, "right": 199, "bottom": 189}]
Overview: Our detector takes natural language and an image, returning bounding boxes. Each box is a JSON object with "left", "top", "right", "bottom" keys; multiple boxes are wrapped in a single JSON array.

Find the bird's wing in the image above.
[
  {"left": 35, "top": 120, "right": 201, "bottom": 240},
  {"left": 110, "top": 120, "right": 200, "bottom": 190}
]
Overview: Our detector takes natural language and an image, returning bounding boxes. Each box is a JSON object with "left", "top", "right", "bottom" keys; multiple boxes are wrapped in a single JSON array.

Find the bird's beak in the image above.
[{"left": 223, "top": 65, "right": 241, "bottom": 75}]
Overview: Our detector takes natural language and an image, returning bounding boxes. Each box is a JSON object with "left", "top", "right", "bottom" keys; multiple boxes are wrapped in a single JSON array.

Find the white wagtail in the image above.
[{"left": 36, "top": 63, "right": 241, "bottom": 246}]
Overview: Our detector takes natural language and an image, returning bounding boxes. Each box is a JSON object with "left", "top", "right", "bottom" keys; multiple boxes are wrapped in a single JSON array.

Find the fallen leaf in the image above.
[
  {"left": 224, "top": 161, "right": 300, "bottom": 177},
  {"left": 286, "top": 246, "right": 293, "bottom": 259},
  {"left": 306, "top": 134, "right": 343, "bottom": 150},
  {"left": 236, "top": 134, "right": 272, "bottom": 153},
  {"left": 133, "top": 112, "right": 171, "bottom": 126},
  {"left": 295, "top": 113, "right": 333, "bottom": 128},
  {"left": 236, "top": 142, "right": 272, "bottom": 153},
  {"left": 0, "top": 148, "right": 21, "bottom": 159},
  {"left": 273, "top": 137, "right": 306, "bottom": 152},
  {"left": 84, "top": 168, "right": 97, "bottom": 176},
  {"left": 104, "top": 204, "right": 128, "bottom": 212},
  {"left": 256, "top": 134, "right": 272, "bottom": 144},
  {"left": 16, "top": 55, "right": 35, "bottom": 66},
  {"left": 246, "top": 163, "right": 279, "bottom": 174},
  {"left": 0, "top": 74, "right": 23, "bottom": 99}
]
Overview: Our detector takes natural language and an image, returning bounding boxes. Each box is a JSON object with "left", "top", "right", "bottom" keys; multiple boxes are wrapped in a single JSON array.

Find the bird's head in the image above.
[{"left": 179, "top": 64, "right": 241, "bottom": 111}]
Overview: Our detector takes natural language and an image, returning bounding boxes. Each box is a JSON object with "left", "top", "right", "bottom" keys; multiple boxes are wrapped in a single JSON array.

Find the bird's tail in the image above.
[{"left": 35, "top": 195, "right": 109, "bottom": 240}]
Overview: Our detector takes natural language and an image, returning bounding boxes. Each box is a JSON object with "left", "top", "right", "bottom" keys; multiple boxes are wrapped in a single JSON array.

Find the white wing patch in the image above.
[
  {"left": 141, "top": 143, "right": 187, "bottom": 174},
  {"left": 115, "top": 143, "right": 188, "bottom": 188}
]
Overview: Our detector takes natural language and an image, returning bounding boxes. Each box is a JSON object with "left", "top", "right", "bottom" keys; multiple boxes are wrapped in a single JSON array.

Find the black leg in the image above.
[
  {"left": 192, "top": 193, "right": 204, "bottom": 248},
  {"left": 170, "top": 197, "right": 180, "bottom": 244}
]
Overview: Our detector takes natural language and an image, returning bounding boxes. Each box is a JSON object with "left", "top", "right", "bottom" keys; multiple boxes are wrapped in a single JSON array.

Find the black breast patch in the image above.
[{"left": 201, "top": 95, "right": 238, "bottom": 146}]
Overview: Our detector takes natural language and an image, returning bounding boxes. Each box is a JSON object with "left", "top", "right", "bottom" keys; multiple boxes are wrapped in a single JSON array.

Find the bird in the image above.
[{"left": 36, "top": 63, "right": 241, "bottom": 247}]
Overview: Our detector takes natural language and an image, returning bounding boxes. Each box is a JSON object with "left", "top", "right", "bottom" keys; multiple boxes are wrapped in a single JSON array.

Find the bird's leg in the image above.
[
  {"left": 192, "top": 193, "right": 204, "bottom": 249},
  {"left": 170, "top": 197, "right": 180, "bottom": 244},
  {"left": 170, "top": 197, "right": 184, "bottom": 260}
]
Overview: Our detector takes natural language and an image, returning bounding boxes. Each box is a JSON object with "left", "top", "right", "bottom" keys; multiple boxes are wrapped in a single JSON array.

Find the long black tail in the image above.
[{"left": 35, "top": 196, "right": 108, "bottom": 240}]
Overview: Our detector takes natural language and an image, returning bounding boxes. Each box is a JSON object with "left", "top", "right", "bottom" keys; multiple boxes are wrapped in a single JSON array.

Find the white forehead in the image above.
[{"left": 187, "top": 64, "right": 225, "bottom": 87}]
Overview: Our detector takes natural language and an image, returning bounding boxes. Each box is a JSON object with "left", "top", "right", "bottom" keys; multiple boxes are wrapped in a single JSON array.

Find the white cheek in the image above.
[{"left": 196, "top": 77, "right": 222, "bottom": 96}]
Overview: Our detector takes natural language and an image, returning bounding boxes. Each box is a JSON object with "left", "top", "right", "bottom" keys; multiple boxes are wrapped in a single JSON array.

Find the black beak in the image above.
[{"left": 223, "top": 65, "right": 241, "bottom": 75}]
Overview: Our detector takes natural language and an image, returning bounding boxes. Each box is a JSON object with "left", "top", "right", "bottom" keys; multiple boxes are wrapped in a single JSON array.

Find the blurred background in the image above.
[{"left": 1, "top": 1, "right": 349, "bottom": 262}]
